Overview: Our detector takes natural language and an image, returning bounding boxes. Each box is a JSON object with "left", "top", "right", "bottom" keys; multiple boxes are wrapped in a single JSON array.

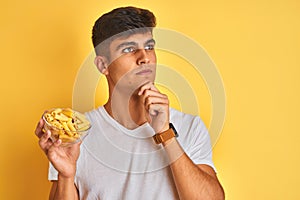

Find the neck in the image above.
[{"left": 104, "top": 89, "right": 148, "bottom": 129}]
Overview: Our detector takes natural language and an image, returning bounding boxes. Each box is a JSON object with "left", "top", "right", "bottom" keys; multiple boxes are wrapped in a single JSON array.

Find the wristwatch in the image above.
[{"left": 153, "top": 123, "right": 178, "bottom": 144}]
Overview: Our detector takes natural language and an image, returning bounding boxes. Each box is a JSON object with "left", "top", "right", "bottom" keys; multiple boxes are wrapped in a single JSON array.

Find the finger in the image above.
[
  {"left": 142, "top": 90, "right": 168, "bottom": 108},
  {"left": 53, "top": 139, "right": 62, "bottom": 147},
  {"left": 138, "top": 82, "right": 158, "bottom": 95},
  {"left": 39, "top": 130, "right": 52, "bottom": 150},
  {"left": 69, "top": 141, "right": 82, "bottom": 150},
  {"left": 145, "top": 96, "right": 169, "bottom": 110},
  {"left": 143, "top": 89, "right": 167, "bottom": 98},
  {"left": 35, "top": 118, "right": 45, "bottom": 138}
]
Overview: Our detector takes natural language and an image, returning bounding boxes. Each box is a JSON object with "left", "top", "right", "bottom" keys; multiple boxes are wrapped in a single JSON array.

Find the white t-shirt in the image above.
[{"left": 48, "top": 106, "right": 215, "bottom": 200}]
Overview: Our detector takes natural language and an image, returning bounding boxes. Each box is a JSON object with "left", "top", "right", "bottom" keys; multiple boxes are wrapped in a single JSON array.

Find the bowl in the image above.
[{"left": 42, "top": 108, "right": 91, "bottom": 145}]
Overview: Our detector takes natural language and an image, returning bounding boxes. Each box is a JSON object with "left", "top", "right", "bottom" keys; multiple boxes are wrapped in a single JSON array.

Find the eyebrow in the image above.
[
  {"left": 145, "top": 38, "right": 156, "bottom": 46},
  {"left": 115, "top": 38, "right": 156, "bottom": 52}
]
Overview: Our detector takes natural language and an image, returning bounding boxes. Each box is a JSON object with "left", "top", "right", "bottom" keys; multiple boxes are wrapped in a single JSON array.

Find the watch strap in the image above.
[{"left": 153, "top": 123, "right": 178, "bottom": 144}]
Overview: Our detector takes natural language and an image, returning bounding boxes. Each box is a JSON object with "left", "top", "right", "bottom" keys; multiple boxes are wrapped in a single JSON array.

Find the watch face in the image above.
[{"left": 169, "top": 123, "right": 178, "bottom": 137}]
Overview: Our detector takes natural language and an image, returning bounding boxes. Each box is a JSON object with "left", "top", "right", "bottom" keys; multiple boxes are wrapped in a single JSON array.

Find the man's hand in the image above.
[
  {"left": 138, "top": 82, "right": 169, "bottom": 133},
  {"left": 35, "top": 117, "right": 81, "bottom": 178}
]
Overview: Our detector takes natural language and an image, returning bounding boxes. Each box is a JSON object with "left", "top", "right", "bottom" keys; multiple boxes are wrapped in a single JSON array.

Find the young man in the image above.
[{"left": 35, "top": 6, "right": 225, "bottom": 200}]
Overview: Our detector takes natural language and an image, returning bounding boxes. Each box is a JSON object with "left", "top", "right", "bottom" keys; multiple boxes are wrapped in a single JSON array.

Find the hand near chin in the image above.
[{"left": 138, "top": 82, "right": 170, "bottom": 133}]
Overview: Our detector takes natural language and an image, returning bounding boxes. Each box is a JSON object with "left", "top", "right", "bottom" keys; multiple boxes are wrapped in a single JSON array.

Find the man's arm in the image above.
[
  {"left": 163, "top": 138, "right": 225, "bottom": 200},
  {"left": 139, "top": 82, "right": 224, "bottom": 199},
  {"left": 35, "top": 118, "right": 81, "bottom": 200},
  {"left": 49, "top": 179, "right": 79, "bottom": 200}
]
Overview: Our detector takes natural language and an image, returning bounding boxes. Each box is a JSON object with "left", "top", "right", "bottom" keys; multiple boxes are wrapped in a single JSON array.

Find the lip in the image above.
[{"left": 135, "top": 69, "right": 153, "bottom": 75}]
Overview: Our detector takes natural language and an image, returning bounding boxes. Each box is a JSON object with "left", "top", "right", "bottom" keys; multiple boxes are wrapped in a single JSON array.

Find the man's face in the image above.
[{"left": 105, "top": 31, "right": 157, "bottom": 92}]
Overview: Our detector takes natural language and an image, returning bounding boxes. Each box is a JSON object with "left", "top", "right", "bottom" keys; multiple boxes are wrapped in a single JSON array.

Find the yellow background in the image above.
[{"left": 1, "top": 0, "right": 299, "bottom": 199}]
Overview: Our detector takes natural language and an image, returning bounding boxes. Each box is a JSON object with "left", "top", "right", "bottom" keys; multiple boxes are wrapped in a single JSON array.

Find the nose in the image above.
[{"left": 137, "top": 49, "right": 150, "bottom": 65}]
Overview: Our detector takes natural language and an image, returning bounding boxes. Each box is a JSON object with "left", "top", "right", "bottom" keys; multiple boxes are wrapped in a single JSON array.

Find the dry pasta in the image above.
[{"left": 43, "top": 108, "right": 91, "bottom": 143}]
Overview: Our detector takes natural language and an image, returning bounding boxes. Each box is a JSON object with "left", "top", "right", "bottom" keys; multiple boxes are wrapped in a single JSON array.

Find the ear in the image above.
[{"left": 94, "top": 56, "right": 109, "bottom": 75}]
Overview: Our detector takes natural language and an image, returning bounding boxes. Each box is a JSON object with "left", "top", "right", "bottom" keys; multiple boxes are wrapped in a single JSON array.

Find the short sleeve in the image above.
[
  {"left": 177, "top": 115, "right": 217, "bottom": 173},
  {"left": 48, "top": 162, "right": 58, "bottom": 181},
  {"left": 191, "top": 117, "right": 215, "bottom": 170}
]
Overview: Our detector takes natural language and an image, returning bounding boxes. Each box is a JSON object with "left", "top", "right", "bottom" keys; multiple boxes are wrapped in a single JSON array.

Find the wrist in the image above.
[
  {"left": 162, "top": 137, "right": 176, "bottom": 146},
  {"left": 159, "top": 123, "right": 169, "bottom": 133},
  {"left": 56, "top": 173, "right": 78, "bottom": 199},
  {"left": 58, "top": 173, "right": 76, "bottom": 181},
  {"left": 153, "top": 123, "right": 178, "bottom": 145}
]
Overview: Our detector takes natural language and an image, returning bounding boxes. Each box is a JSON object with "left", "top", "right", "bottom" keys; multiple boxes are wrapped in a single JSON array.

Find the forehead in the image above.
[{"left": 109, "top": 32, "right": 154, "bottom": 50}]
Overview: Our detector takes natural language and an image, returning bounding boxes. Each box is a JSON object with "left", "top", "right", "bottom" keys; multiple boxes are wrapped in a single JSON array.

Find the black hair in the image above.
[{"left": 92, "top": 6, "right": 156, "bottom": 56}]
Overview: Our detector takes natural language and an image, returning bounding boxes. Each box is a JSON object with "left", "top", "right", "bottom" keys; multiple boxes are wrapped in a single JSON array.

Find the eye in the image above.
[
  {"left": 145, "top": 44, "right": 155, "bottom": 51},
  {"left": 122, "top": 47, "right": 136, "bottom": 53}
]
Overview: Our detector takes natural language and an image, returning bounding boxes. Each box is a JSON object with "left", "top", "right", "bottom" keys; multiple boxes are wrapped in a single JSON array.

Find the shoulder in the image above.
[
  {"left": 169, "top": 108, "right": 215, "bottom": 169},
  {"left": 84, "top": 106, "right": 105, "bottom": 122},
  {"left": 169, "top": 107, "right": 206, "bottom": 131},
  {"left": 170, "top": 107, "right": 196, "bottom": 120},
  {"left": 169, "top": 107, "right": 209, "bottom": 147},
  {"left": 85, "top": 106, "right": 103, "bottom": 117}
]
